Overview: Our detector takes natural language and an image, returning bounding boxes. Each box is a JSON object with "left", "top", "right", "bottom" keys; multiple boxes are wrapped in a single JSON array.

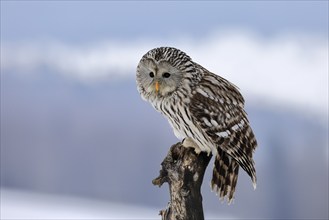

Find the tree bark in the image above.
[{"left": 152, "top": 142, "right": 212, "bottom": 220}]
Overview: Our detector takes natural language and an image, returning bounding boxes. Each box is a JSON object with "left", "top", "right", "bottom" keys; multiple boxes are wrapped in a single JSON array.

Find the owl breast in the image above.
[{"left": 153, "top": 96, "right": 215, "bottom": 155}]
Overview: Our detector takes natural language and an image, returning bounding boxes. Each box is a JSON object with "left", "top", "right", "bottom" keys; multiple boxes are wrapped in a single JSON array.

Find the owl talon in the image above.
[{"left": 182, "top": 137, "right": 202, "bottom": 155}]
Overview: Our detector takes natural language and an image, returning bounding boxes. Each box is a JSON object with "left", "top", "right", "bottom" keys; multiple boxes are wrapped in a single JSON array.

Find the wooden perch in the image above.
[{"left": 152, "top": 142, "right": 212, "bottom": 220}]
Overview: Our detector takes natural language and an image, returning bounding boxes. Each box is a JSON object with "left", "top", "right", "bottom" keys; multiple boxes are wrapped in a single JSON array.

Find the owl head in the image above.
[{"left": 136, "top": 47, "right": 198, "bottom": 101}]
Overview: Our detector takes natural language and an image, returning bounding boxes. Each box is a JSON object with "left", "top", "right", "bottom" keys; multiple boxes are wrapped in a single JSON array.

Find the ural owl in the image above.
[{"left": 136, "top": 47, "right": 257, "bottom": 202}]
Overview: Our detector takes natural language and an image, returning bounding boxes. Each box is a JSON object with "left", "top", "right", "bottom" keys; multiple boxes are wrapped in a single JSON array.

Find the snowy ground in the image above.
[
  {"left": 1, "top": 188, "right": 157, "bottom": 219},
  {"left": 1, "top": 188, "right": 229, "bottom": 219}
]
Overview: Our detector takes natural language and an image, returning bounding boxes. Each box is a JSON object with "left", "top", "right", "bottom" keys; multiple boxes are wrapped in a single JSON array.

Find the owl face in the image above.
[
  {"left": 137, "top": 57, "right": 183, "bottom": 98},
  {"left": 137, "top": 47, "right": 199, "bottom": 102}
]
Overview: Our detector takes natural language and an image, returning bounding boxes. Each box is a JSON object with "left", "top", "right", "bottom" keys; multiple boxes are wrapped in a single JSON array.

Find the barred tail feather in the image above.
[
  {"left": 211, "top": 149, "right": 239, "bottom": 203},
  {"left": 219, "top": 122, "right": 258, "bottom": 191}
]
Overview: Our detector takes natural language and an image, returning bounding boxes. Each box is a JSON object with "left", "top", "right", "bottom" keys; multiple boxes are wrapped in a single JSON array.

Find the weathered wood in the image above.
[{"left": 152, "top": 142, "right": 212, "bottom": 220}]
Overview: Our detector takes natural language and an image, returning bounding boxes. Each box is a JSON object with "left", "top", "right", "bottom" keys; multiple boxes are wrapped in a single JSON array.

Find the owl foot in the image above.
[{"left": 182, "top": 137, "right": 202, "bottom": 155}]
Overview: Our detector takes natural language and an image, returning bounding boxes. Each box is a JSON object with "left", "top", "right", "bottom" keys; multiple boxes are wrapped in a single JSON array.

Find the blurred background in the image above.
[{"left": 1, "top": 1, "right": 328, "bottom": 219}]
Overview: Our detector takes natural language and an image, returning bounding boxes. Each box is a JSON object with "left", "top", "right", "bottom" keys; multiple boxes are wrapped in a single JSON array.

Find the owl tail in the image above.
[{"left": 211, "top": 149, "right": 239, "bottom": 204}]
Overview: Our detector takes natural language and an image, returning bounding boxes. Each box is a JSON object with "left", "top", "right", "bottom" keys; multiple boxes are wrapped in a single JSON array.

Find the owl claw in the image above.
[{"left": 182, "top": 137, "right": 202, "bottom": 155}]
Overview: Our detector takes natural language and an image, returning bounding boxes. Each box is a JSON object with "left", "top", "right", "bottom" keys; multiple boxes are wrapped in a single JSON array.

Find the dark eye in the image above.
[
  {"left": 162, "top": 72, "right": 171, "bottom": 78},
  {"left": 149, "top": 72, "right": 154, "bottom": 78}
]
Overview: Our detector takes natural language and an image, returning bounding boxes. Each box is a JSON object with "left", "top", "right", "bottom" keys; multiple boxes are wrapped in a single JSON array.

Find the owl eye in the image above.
[
  {"left": 149, "top": 72, "right": 155, "bottom": 78},
  {"left": 162, "top": 72, "right": 171, "bottom": 78}
]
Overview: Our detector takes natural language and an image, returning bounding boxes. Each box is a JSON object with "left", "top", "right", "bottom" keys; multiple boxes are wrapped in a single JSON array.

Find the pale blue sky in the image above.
[{"left": 1, "top": 1, "right": 328, "bottom": 42}]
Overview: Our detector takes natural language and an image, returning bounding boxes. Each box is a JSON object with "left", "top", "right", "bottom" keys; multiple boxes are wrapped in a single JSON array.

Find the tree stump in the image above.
[{"left": 152, "top": 142, "right": 212, "bottom": 220}]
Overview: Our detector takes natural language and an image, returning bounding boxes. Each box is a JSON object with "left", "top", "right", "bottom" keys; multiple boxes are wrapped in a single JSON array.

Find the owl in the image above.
[{"left": 136, "top": 47, "right": 257, "bottom": 203}]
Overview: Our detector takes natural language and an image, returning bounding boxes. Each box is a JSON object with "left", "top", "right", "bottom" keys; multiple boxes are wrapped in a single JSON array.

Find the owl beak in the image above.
[{"left": 155, "top": 81, "right": 160, "bottom": 93}]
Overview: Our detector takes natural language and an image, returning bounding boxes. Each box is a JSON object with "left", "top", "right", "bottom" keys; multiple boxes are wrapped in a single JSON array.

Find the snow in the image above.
[{"left": 1, "top": 188, "right": 156, "bottom": 219}]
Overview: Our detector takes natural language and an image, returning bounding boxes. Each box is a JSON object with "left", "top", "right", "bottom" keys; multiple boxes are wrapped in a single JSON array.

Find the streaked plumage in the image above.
[{"left": 136, "top": 47, "right": 257, "bottom": 203}]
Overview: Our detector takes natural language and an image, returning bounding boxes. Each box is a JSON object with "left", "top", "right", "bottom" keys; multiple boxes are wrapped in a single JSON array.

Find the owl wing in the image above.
[{"left": 188, "top": 71, "right": 257, "bottom": 201}]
